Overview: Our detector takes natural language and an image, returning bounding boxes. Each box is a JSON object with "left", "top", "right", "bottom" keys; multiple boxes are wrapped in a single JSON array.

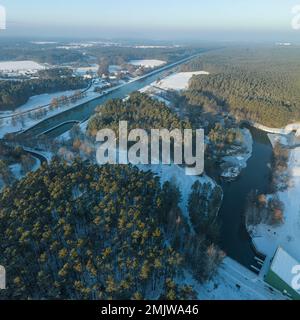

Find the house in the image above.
[{"left": 265, "top": 247, "right": 300, "bottom": 300}]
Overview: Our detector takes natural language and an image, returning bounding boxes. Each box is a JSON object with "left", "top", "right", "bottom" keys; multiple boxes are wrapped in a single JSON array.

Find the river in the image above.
[{"left": 217, "top": 126, "right": 273, "bottom": 271}]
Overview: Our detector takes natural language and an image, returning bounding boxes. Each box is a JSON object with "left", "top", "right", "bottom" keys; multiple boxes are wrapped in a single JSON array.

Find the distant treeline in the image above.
[
  {"left": 87, "top": 46, "right": 201, "bottom": 65},
  {"left": 181, "top": 47, "right": 300, "bottom": 127},
  {"left": 0, "top": 46, "right": 84, "bottom": 65}
]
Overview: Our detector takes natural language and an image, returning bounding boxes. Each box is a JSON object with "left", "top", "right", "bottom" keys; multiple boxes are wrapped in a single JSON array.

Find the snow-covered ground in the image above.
[
  {"left": 189, "top": 258, "right": 287, "bottom": 300},
  {"left": 31, "top": 41, "right": 57, "bottom": 45},
  {"left": 154, "top": 71, "right": 209, "bottom": 91},
  {"left": 252, "top": 122, "right": 300, "bottom": 136},
  {"left": 250, "top": 142, "right": 300, "bottom": 262},
  {"left": 249, "top": 124, "right": 300, "bottom": 263},
  {"left": 56, "top": 43, "right": 94, "bottom": 50},
  {"left": 129, "top": 59, "right": 166, "bottom": 68},
  {"left": 0, "top": 88, "right": 100, "bottom": 138},
  {"left": 0, "top": 157, "right": 41, "bottom": 191},
  {"left": 0, "top": 90, "right": 78, "bottom": 116},
  {"left": 139, "top": 162, "right": 217, "bottom": 219},
  {"left": 221, "top": 128, "right": 253, "bottom": 180},
  {"left": 0, "top": 60, "right": 46, "bottom": 72},
  {"left": 134, "top": 45, "right": 181, "bottom": 49},
  {"left": 139, "top": 85, "right": 172, "bottom": 106}
]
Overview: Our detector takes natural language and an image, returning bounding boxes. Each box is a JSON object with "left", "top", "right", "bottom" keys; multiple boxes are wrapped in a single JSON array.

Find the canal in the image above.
[{"left": 19, "top": 52, "right": 206, "bottom": 139}]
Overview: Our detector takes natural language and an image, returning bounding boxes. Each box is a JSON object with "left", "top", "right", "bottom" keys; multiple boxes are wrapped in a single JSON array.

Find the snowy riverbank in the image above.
[
  {"left": 221, "top": 128, "right": 253, "bottom": 180},
  {"left": 249, "top": 140, "right": 300, "bottom": 262},
  {"left": 245, "top": 119, "right": 300, "bottom": 262}
]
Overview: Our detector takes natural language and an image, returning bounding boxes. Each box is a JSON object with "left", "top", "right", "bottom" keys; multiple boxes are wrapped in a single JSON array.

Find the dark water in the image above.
[{"left": 217, "top": 127, "right": 273, "bottom": 269}]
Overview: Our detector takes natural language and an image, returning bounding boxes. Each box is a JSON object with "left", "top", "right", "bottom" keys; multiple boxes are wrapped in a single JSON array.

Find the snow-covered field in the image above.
[
  {"left": 154, "top": 71, "right": 209, "bottom": 91},
  {"left": 0, "top": 60, "right": 46, "bottom": 72},
  {"left": 250, "top": 142, "right": 300, "bottom": 262},
  {"left": 31, "top": 41, "right": 57, "bottom": 45},
  {"left": 129, "top": 59, "right": 166, "bottom": 68},
  {"left": 0, "top": 90, "right": 78, "bottom": 116},
  {"left": 57, "top": 43, "right": 94, "bottom": 50},
  {"left": 0, "top": 88, "right": 100, "bottom": 138}
]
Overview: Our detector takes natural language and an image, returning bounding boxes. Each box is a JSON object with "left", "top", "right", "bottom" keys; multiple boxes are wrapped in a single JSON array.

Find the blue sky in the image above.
[{"left": 1, "top": 0, "right": 300, "bottom": 40}]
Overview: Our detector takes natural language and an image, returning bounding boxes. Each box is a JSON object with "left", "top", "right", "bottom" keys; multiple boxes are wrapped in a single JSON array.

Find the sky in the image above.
[{"left": 1, "top": 0, "right": 300, "bottom": 41}]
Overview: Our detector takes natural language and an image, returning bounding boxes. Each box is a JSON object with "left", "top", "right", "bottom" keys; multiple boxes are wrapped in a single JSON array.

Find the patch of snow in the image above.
[
  {"left": 0, "top": 60, "right": 46, "bottom": 72},
  {"left": 138, "top": 162, "right": 216, "bottom": 218},
  {"left": 154, "top": 71, "right": 209, "bottom": 91},
  {"left": 31, "top": 41, "right": 57, "bottom": 45},
  {"left": 267, "top": 133, "right": 290, "bottom": 148},
  {"left": 221, "top": 128, "right": 253, "bottom": 180},
  {"left": 129, "top": 59, "right": 166, "bottom": 68},
  {"left": 139, "top": 85, "right": 172, "bottom": 106},
  {"left": 252, "top": 122, "right": 300, "bottom": 135},
  {"left": 134, "top": 45, "right": 181, "bottom": 49}
]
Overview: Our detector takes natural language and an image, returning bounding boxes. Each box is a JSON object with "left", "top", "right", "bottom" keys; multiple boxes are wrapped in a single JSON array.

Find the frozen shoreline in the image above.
[{"left": 248, "top": 123, "right": 300, "bottom": 262}]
